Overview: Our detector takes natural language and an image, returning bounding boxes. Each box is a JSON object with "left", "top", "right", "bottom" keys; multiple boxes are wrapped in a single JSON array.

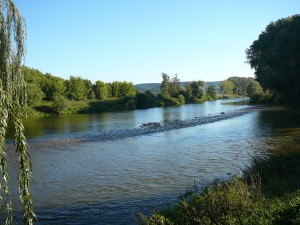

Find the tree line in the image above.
[
  {"left": 160, "top": 73, "right": 218, "bottom": 104},
  {"left": 24, "top": 66, "right": 264, "bottom": 115},
  {"left": 160, "top": 73, "right": 261, "bottom": 104},
  {"left": 220, "top": 76, "right": 263, "bottom": 98},
  {"left": 24, "top": 67, "right": 136, "bottom": 106}
]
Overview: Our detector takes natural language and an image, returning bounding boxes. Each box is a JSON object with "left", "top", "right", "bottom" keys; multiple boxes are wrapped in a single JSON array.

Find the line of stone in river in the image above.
[{"left": 27, "top": 109, "right": 251, "bottom": 150}]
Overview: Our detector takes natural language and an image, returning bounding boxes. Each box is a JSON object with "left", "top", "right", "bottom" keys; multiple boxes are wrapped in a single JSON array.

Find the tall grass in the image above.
[{"left": 141, "top": 151, "right": 300, "bottom": 225}]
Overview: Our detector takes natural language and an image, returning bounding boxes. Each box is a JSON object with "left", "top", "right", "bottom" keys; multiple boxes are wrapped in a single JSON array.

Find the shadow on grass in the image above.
[
  {"left": 33, "top": 105, "right": 53, "bottom": 114},
  {"left": 244, "top": 150, "right": 300, "bottom": 198},
  {"left": 141, "top": 149, "right": 300, "bottom": 225},
  {"left": 80, "top": 97, "right": 136, "bottom": 113}
]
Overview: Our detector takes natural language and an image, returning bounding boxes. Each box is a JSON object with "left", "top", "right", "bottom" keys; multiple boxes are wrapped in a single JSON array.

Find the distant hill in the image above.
[{"left": 135, "top": 81, "right": 221, "bottom": 95}]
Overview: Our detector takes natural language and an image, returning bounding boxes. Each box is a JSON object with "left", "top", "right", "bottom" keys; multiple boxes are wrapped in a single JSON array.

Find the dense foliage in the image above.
[
  {"left": 246, "top": 14, "right": 300, "bottom": 106},
  {"left": 220, "top": 77, "right": 263, "bottom": 98},
  {"left": 160, "top": 73, "right": 220, "bottom": 104},
  {"left": 23, "top": 67, "right": 136, "bottom": 103},
  {"left": 142, "top": 150, "right": 300, "bottom": 225},
  {"left": 207, "top": 86, "right": 217, "bottom": 100},
  {"left": 23, "top": 67, "right": 262, "bottom": 115}
]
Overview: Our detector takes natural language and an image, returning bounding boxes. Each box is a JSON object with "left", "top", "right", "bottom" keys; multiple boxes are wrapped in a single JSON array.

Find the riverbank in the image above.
[
  {"left": 141, "top": 128, "right": 300, "bottom": 224},
  {"left": 26, "top": 94, "right": 187, "bottom": 117},
  {"left": 26, "top": 94, "right": 246, "bottom": 118}
]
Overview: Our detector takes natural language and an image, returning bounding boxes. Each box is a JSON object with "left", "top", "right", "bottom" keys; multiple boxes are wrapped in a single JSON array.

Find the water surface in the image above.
[{"left": 6, "top": 98, "right": 300, "bottom": 224}]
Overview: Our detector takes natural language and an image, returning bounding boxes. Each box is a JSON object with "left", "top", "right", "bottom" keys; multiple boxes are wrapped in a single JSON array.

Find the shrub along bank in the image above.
[
  {"left": 26, "top": 92, "right": 190, "bottom": 117},
  {"left": 24, "top": 67, "right": 261, "bottom": 117},
  {"left": 141, "top": 148, "right": 300, "bottom": 225}
]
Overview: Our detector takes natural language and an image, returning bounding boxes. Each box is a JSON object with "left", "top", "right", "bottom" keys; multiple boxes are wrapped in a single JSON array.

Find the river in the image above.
[{"left": 5, "top": 98, "right": 300, "bottom": 224}]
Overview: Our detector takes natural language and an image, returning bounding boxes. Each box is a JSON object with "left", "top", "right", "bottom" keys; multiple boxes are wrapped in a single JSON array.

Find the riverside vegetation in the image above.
[
  {"left": 1, "top": 0, "right": 299, "bottom": 223},
  {"left": 24, "top": 66, "right": 263, "bottom": 117},
  {"left": 142, "top": 14, "right": 300, "bottom": 225},
  {"left": 141, "top": 148, "right": 300, "bottom": 225}
]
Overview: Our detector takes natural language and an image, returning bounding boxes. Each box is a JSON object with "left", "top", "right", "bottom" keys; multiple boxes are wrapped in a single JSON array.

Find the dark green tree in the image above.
[
  {"left": 220, "top": 80, "right": 234, "bottom": 95},
  {"left": 207, "top": 86, "right": 218, "bottom": 99},
  {"left": 189, "top": 81, "right": 206, "bottom": 99},
  {"left": 161, "top": 73, "right": 170, "bottom": 97},
  {"left": 119, "top": 81, "right": 136, "bottom": 97},
  {"left": 26, "top": 83, "right": 45, "bottom": 106},
  {"left": 65, "top": 76, "right": 87, "bottom": 101},
  {"left": 247, "top": 80, "right": 263, "bottom": 97},
  {"left": 111, "top": 81, "right": 121, "bottom": 98},
  {"left": 169, "top": 74, "right": 180, "bottom": 97},
  {"left": 93, "top": 80, "right": 108, "bottom": 100},
  {"left": 41, "top": 73, "right": 65, "bottom": 100},
  {"left": 183, "top": 84, "right": 193, "bottom": 101},
  {"left": 136, "top": 91, "right": 161, "bottom": 109},
  {"left": 246, "top": 14, "right": 300, "bottom": 105},
  {"left": 52, "top": 95, "right": 69, "bottom": 114},
  {"left": 177, "top": 94, "right": 185, "bottom": 104},
  {"left": 106, "top": 83, "right": 112, "bottom": 98},
  {"left": 227, "top": 77, "right": 251, "bottom": 96},
  {"left": 84, "top": 79, "right": 94, "bottom": 99},
  {"left": 23, "top": 67, "right": 44, "bottom": 85}
]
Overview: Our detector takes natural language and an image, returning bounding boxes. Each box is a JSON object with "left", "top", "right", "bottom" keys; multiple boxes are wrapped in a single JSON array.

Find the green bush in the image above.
[
  {"left": 52, "top": 95, "right": 69, "bottom": 114},
  {"left": 142, "top": 150, "right": 300, "bottom": 225},
  {"left": 26, "top": 83, "right": 45, "bottom": 106},
  {"left": 140, "top": 214, "right": 173, "bottom": 225},
  {"left": 177, "top": 95, "right": 185, "bottom": 104},
  {"left": 142, "top": 177, "right": 270, "bottom": 225}
]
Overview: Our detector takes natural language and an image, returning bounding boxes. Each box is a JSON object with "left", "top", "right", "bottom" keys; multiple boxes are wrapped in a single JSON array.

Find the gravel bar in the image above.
[{"left": 27, "top": 108, "right": 252, "bottom": 150}]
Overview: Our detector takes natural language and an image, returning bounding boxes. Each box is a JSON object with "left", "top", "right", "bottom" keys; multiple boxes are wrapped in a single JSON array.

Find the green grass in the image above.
[
  {"left": 26, "top": 95, "right": 185, "bottom": 117},
  {"left": 26, "top": 98, "right": 136, "bottom": 116},
  {"left": 141, "top": 149, "right": 300, "bottom": 225}
]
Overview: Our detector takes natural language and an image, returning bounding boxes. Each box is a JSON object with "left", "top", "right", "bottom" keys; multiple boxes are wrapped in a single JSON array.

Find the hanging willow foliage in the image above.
[{"left": 0, "top": 0, "right": 35, "bottom": 224}]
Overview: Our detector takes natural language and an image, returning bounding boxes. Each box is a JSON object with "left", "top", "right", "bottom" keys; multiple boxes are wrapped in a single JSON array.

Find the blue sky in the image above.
[{"left": 15, "top": 1, "right": 299, "bottom": 84}]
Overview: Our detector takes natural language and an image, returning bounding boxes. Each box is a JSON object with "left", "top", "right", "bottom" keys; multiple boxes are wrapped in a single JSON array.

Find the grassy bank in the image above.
[
  {"left": 141, "top": 147, "right": 300, "bottom": 225},
  {"left": 26, "top": 93, "right": 211, "bottom": 117}
]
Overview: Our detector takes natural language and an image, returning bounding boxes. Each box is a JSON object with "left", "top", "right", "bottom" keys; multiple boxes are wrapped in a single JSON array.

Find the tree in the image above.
[
  {"left": 23, "top": 66, "right": 44, "bottom": 85},
  {"left": 41, "top": 73, "right": 66, "bottom": 100},
  {"left": 247, "top": 80, "right": 263, "bottom": 97},
  {"left": 93, "top": 80, "right": 108, "bottom": 100},
  {"left": 111, "top": 81, "right": 121, "bottom": 98},
  {"left": 177, "top": 94, "right": 185, "bottom": 104},
  {"left": 227, "top": 77, "right": 250, "bottom": 96},
  {"left": 52, "top": 95, "right": 69, "bottom": 114},
  {"left": 65, "top": 76, "right": 87, "bottom": 101},
  {"left": 207, "top": 86, "right": 218, "bottom": 99},
  {"left": 189, "top": 81, "right": 206, "bottom": 99},
  {"left": 106, "top": 83, "right": 112, "bottom": 98},
  {"left": 246, "top": 14, "right": 300, "bottom": 105},
  {"left": 0, "top": 1, "right": 35, "bottom": 224},
  {"left": 136, "top": 91, "right": 161, "bottom": 109},
  {"left": 119, "top": 81, "right": 136, "bottom": 97},
  {"left": 84, "top": 79, "right": 94, "bottom": 99},
  {"left": 26, "top": 83, "right": 45, "bottom": 106},
  {"left": 169, "top": 74, "right": 180, "bottom": 97},
  {"left": 183, "top": 84, "right": 193, "bottom": 101},
  {"left": 220, "top": 80, "right": 234, "bottom": 95},
  {"left": 161, "top": 73, "right": 170, "bottom": 97}
]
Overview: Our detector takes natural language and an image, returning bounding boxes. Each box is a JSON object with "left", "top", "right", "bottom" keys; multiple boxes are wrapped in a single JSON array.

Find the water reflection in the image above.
[
  {"left": 6, "top": 103, "right": 300, "bottom": 224},
  {"left": 18, "top": 98, "right": 250, "bottom": 139},
  {"left": 256, "top": 108, "right": 300, "bottom": 152}
]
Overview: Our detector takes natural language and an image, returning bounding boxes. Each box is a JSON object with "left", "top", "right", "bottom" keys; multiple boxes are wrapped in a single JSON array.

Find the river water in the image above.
[{"left": 5, "top": 98, "right": 300, "bottom": 224}]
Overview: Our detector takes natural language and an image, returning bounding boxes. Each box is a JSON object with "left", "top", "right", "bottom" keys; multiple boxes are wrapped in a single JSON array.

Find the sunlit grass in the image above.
[{"left": 141, "top": 148, "right": 300, "bottom": 225}]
